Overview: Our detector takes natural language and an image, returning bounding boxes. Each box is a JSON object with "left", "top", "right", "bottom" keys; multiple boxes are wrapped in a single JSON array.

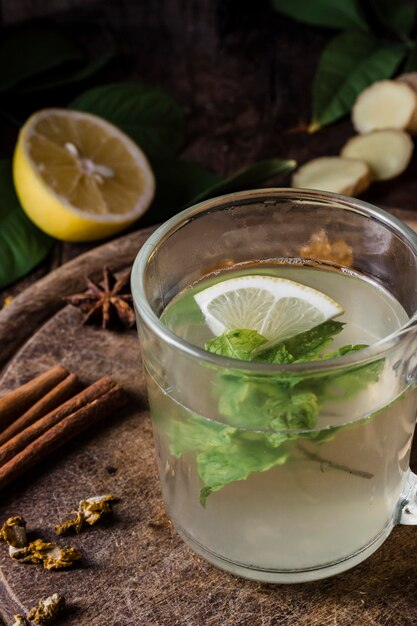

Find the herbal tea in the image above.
[{"left": 145, "top": 262, "right": 416, "bottom": 581}]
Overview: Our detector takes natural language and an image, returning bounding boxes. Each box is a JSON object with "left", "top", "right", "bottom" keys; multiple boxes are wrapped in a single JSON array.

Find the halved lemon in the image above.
[
  {"left": 13, "top": 108, "right": 155, "bottom": 242},
  {"left": 194, "top": 275, "right": 344, "bottom": 346}
]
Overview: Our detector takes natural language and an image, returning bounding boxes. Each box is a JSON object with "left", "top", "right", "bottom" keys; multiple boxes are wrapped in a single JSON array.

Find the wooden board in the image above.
[{"left": 1, "top": 213, "right": 417, "bottom": 626}]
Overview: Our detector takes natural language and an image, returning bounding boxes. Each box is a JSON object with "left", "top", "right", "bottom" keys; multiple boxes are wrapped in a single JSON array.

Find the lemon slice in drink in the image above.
[
  {"left": 194, "top": 275, "right": 344, "bottom": 345},
  {"left": 13, "top": 108, "right": 155, "bottom": 242}
]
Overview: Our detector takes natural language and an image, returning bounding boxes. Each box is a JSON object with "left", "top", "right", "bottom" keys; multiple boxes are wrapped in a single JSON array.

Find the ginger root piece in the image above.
[
  {"left": 292, "top": 157, "right": 371, "bottom": 196},
  {"left": 397, "top": 72, "right": 417, "bottom": 94},
  {"left": 352, "top": 80, "right": 417, "bottom": 134},
  {"left": 341, "top": 130, "right": 413, "bottom": 181}
]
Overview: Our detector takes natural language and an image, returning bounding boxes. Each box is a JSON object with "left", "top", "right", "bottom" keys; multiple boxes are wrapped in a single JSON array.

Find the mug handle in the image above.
[{"left": 398, "top": 471, "right": 417, "bottom": 524}]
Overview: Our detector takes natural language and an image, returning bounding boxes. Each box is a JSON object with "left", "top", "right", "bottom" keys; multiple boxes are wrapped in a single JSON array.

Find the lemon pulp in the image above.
[{"left": 13, "top": 108, "right": 155, "bottom": 241}]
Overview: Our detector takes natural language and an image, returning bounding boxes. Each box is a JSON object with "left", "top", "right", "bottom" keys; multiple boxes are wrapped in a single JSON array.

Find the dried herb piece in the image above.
[
  {"left": 12, "top": 615, "right": 28, "bottom": 626},
  {"left": 55, "top": 510, "right": 84, "bottom": 536},
  {"left": 10, "top": 538, "right": 81, "bottom": 570},
  {"left": 64, "top": 267, "right": 135, "bottom": 330},
  {"left": 81, "top": 495, "right": 116, "bottom": 525},
  {"left": 0, "top": 516, "right": 27, "bottom": 548},
  {"left": 28, "top": 593, "right": 65, "bottom": 625},
  {"left": 56, "top": 494, "right": 116, "bottom": 535},
  {"left": 148, "top": 512, "right": 171, "bottom": 530},
  {"left": 299, "top": 229, "right": 353, "bottom": 267}
]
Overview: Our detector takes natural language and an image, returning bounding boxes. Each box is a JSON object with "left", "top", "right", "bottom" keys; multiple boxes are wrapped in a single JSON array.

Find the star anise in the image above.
[{"left": 64, "top": 267, "right": 136, "bottom": 330}]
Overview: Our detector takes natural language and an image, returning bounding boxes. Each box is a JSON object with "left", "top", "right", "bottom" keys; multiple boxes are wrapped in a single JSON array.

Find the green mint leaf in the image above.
[
  {"left": 71, "top": 83, "right": 185, "bottom": 157},
  {"left": 322, "top": 358, "right": 384, "bottom": 400},
  {"left": 162, "top": 412, "right": 236, "bottom": 458},
  {"left": 322, "top": 343, "right": 368, "bottom": 359},
  {"left": 310, "top": 31, "right": 405, "bottom": 130},
  {"left": 198, "top": 436, "right": 289, "bottom": 506},
  {"left": 205, "top": 329, "right": 267, "bottom": 360},
  {"left": 284, "top": 320, "right": 344, "bottom": 361},
  {"left": 162, "top": 315, "right": 382, "bottom": 505},
  {"left": 218, "top": 376, "right": 319, "bottom": 430},
  {"left": 254, "top": 343, "right": 294, "bottom": 364},
  {"left": 0, "top": 160, "right": 53, "bottom": 289},
  {"left": 271, "top": 0, "right": 368, "bottom": 31}
]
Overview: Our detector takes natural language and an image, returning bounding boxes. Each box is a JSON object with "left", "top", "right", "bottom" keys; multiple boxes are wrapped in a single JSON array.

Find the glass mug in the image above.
[{"left": 131, "top": 189, "right": 417, "bottom": 583}]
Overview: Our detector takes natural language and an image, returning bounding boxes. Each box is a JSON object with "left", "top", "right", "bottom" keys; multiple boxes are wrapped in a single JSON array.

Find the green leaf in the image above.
[
  {"left": 141, "top": 157, "right": 220, "bottom": 225},
  {"left": 142, "top": 158, "right": 295, "bottom": 227},
  {"left": 198, "top": 437, "right": 289, "bottom": 505},
  {"left": 271, "top": 0, "right": 368, "bottom": 31},
  {"left": 321, "top": 358, "right": 384, "bottom": 400},
  {"left": 311, "top": 31, "right": 405, "bottom": 130},
  {"left": 0, "top": 25, "right": 83, "bottom": 93},
  {"left": 405, "top": 43, "right": 417, "bottom": 71},
  {"left": 366, "top": 1, "right": 416, "bottom": 42},
  {"left": 70, "top": 83, "right": 185, "bottom": 157},
  {"left": 164, "top": 413, "right": 236, "bottom": 458},
  {"left": 206, "top": 329, "right": 267, "bottom": 360},
  {"left": 19, "top": 49, "right": 115, "bottom": 95},
  {"left": 188, "top": 159, "right": 296, "bottom": 205},
  {"left": 218, "top": 375, "right": 319, "bottom": 430},
  {"left": 286, "top": 320, "right": 345, "bottom": 360},
  {"left": 160, "top": 299, "right": 384, "bottom": 504},
  {"left": 0, "top": 160, "right": 53, "bottom": 289}
]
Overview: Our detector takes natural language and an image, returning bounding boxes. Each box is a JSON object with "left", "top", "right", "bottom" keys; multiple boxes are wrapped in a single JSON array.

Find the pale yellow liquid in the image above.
[{"left": 147, "top": 264, "right": 416, "bottom": 580}]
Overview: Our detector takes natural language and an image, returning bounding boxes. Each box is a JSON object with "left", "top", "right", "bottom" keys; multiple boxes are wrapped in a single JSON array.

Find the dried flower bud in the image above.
[
  {"left": 10, "top": 538, "right": 81, "bottom": 570},
  {"left": 42, "top": 546, "right": 81, "bottom": 571},
  {"left": 55, "top": 511, "right": 84, "bottom": 536},
  {"left": 12, "top": 615, "right": 28, "bottom": 626},
  {"left": 80, "top": 495, "right": 116, "bottom": 525},
  {"left": 28, "top": 593, "right": 65, "bottom": 625},
  {"left": 0, "top": 516, "right": 27, "bottom": 548},
  {"left": 55, "top": 494, "right": 116, "bottom": 535}
]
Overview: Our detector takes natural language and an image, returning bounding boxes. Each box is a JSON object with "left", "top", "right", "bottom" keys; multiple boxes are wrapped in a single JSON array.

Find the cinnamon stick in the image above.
[
  {"left": 0, "top": 376, "right": 115, "bottom": 467},
  {"left": 0, "top": 383, "right": 128, "bottom": 490},
  {"left": 0, "top": 365, "right": 69, "bottom": 431},
  {"left": 0, "top": 373, "right": 79, "bottom": 447}
]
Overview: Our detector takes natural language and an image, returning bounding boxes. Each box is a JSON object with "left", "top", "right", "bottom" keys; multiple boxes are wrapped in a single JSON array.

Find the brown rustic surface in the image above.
[{"left": 1, "top": 216, "right": 417, "bottom": 626}]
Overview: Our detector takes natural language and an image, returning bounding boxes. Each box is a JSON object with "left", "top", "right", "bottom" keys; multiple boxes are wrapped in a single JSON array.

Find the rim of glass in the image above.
[{"left": 132, "top": 188, "right": 417, "bottom": 373}]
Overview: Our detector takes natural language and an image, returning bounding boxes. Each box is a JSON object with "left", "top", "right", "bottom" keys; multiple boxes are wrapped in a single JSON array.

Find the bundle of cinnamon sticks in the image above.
[{"left": 0, "top": 365, "right": 128, "bottom": 490}]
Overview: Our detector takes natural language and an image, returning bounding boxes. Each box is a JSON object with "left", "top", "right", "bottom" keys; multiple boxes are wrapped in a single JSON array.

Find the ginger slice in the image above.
[
  {"left": 341, "top": 130, "right": 413, "bottom": 181},
  {"left": 397, "top": 72, "right": 417, "bottom": 94},
  {"left": 352, "top": 80, "right": 417, "bottom": 134},
  {"left": 292, "top": 157, "right": 371, "bottom": 196}
]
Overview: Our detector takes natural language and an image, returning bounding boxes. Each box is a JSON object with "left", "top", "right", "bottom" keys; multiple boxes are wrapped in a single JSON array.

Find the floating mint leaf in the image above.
[{"left": 205, "top": 329, "right": 267, "bottom": 360}]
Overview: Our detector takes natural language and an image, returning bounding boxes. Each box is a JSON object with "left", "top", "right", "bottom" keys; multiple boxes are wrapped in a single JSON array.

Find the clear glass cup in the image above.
[{"left": 131, "top": 189, "right": 417, "bottom": 583}]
